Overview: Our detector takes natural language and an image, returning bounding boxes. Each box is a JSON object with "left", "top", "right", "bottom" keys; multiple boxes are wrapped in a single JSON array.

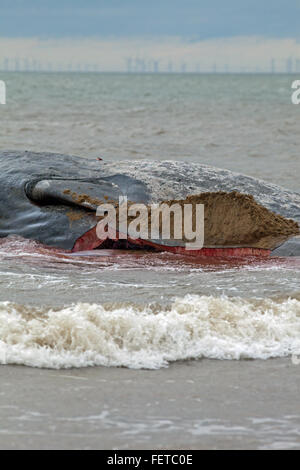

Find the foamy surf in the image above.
[{"left": 0, "top": 295, "right": 300, "bottom": 370}]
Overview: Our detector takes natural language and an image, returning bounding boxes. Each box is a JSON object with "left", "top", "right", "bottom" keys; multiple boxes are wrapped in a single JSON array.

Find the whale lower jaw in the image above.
[{"left": 270, "top": 236, "right": 300, "bottom": 257}]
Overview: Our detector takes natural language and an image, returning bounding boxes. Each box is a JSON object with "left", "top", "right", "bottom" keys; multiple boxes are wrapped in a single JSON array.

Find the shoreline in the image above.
[{"left": 1, "top": 358, "right": 299, "bottom": 450}]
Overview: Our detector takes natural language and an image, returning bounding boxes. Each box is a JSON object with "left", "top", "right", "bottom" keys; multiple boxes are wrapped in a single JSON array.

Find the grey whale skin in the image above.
[{"left": 0, "top": 150, "right": 299, "bottom": 256}]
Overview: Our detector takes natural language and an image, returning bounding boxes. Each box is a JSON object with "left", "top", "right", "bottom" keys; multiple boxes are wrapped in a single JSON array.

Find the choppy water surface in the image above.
[
  {"left": 0, "top": 237, "right": 299, "bottom": 369},
  {"left": 0, "top": 73, "right": 299, "bottom": 369},
  {"left": 1, "top": 72, "right": 299, "bottom": 190}
]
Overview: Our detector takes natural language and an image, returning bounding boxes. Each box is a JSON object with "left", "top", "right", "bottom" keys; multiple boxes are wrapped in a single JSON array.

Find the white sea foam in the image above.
[{"left": 0, "top": 295, "right": 300, "bottom": 369}]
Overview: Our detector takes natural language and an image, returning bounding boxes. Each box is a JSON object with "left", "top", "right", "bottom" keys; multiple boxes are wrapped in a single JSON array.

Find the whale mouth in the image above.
[
  {"left": 72, "top": 191, "right": 300, "bottom": 258},
  {"left": 72, "top": 224, "right": 273, "bottom": 258},
  {"left": 25, "top": 180, "right": 300, "bottom": 257}
]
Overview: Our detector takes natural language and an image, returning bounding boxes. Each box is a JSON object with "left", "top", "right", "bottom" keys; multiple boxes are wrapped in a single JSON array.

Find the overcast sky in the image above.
[
  {"left": 0, "top": 1, "right": 299, "bottom": 72},
  {"left": 1, "top": 0, "right": 300, "bottom": 39}
]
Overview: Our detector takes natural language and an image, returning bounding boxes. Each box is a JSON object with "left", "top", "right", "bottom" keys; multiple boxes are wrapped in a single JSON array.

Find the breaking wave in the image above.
[{"left": 0, "top": 295, "right": 300, "bottom": 369}]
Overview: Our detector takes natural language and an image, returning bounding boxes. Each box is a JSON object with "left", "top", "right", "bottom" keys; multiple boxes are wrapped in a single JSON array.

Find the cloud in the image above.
[{"left": 0, "top": 36, "right": 299, "bottom": 73}]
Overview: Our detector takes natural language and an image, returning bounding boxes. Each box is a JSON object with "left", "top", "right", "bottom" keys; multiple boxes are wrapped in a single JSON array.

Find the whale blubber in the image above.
[
  {"left": 109, "top": 191, "right": 299, "bottom": 251},
  {"left": 162, "top": 192, "right": 299, "bottom": 249}
]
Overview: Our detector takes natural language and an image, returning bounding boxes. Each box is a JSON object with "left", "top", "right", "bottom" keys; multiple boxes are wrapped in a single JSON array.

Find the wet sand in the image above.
[{"left": 0, "top": 359, "right": 299, "bottom": 450}]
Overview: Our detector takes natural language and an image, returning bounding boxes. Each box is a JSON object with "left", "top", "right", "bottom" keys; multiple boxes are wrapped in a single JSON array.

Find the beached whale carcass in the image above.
[{"left": 0, "top": 151, "right": 299, "bottom": 256}]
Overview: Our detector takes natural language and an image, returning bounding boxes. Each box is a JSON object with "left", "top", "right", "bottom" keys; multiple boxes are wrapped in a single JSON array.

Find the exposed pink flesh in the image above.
[{"left": 72, "top": 226, "right": 271, "bottom": 258}]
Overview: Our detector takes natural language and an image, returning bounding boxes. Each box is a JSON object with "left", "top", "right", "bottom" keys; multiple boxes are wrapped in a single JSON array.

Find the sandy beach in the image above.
[{"left": 1, "top": 358, "right": 299, "bottom": 450}]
